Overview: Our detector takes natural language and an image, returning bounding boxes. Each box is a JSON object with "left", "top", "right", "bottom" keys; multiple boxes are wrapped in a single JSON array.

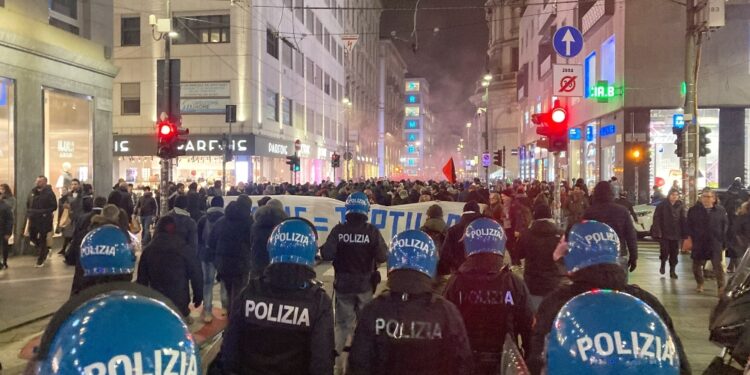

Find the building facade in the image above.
[
  {"left": 377, "top": 39, "right": 406, "bottom": 178},
  {"left": 113, "top": 0, "right": 351, "bottom": 186},
  {"left": 517, "top": 0, "right": 750, "bottom": 201},
  {"left": 0, "top": 0, "right": 117, "bottom": 236},
  {"left": 402, "top": 76, "right": 433, "bottom": 178}
]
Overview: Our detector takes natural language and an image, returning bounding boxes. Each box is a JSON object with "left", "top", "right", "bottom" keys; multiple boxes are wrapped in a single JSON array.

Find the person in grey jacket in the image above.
[
  {"left": 167, "top": 195, "right": 199, "bottom": 256},
  {"left": 686, "top": 188, "right": 728, "bottom": 294}
]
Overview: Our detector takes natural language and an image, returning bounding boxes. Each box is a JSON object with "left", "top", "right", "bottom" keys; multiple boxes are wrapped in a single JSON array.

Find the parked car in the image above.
[{"left": 633, "top": 204, "right": 656, "bottom": 240}]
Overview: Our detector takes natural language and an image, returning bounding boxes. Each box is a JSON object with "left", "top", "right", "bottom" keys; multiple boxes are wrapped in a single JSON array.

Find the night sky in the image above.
[{"left": 380, "top": 0, "right": 488, "bottom": 159}]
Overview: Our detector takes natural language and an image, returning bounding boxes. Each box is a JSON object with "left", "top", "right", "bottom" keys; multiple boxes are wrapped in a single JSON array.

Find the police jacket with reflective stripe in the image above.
[
  {"left": 444, "top": 254, "right": 534, "bottom": 356},
  {"left": 219, "top": 273, "right": 334, "bottom": 375},
  {"left": 348, "top": 276, "right": 473, "bottom": 375}
]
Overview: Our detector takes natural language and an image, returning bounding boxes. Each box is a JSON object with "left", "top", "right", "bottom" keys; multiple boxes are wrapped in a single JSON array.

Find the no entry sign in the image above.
[{"left": 553, "top": 64, "right": 583, "bottom": 97}]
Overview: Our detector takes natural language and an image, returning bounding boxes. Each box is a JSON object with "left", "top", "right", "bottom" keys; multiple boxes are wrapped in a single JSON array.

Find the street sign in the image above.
[
  {"left": 342, "top": 34, "right": 359, "bottom": 54},
  {"left": 343, "top": 151, "right": 353, "bottom": 161},
  {"left": 673, "top": 114, "right": 685, "bottom": 130},
  {"left": 481, "top": 152, "right": 491, "bottom": 167},
  {"left": 553, "top": 64, "right": 583, "bottom": 97},
  {"left": 225, "top": 104, "right": 236, "bottom": 123},
  {"left": 553, "top": 26, "right": 584, "bottom": 58}
]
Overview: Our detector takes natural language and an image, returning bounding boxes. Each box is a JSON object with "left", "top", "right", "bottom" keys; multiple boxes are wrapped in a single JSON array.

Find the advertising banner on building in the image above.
[{"left": 224, "top": 195, "right": 466, "bottom": 245}]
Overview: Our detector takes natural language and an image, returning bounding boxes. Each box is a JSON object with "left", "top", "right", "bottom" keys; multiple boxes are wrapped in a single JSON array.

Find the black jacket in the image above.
[
  {"left": 347, "top": 270, "right": 473, "bottom": 375},
  {"left": 186, "top": 190, "right": 203, "bottom": 222},
  {"left": 517, "top": 219, "right": 565, "bottom": 296},
  {"left": 321, "top": 213, "right": 388, "bottom": 294},
  {"left": 686, "top": 203, "right": 728, "bottom": 261},
  {"left": 527, "top": 263, "right": 691, "bottom": 375},
  {"left": 443, "top": 254, "right": 533, "bottom": 357},
  {"left": 0, "top": 200, "right": 12, "bottom": 237},
  {"left": 209, "top": 201, "right": 254, "bottom": 279},
  {"left": 731, "top": 213, "right": 750, "bottom": 258},
  {"left": 438, "top": 212, "right": 484, "bottom": 275},
  {"left": 136, "top": 192, "right": 157, "bottom": 217},
  {"left": 583, "top": 201, "right": 638, "bottom": 260},
  {"left": 27, "top": 185, "right": 57, "bottom": 232},
  {"left": 168, "top": 208, "right": 199, "bottom": 256},
  {"left": 216, "top": 264, "right": 334, "bottom": 375},
  {"left": 137, "top": 232, "right": 203, "bottom": 316},
  {"left": 249, "top": 204, "right": 287, "bottom": 277},
  {"left": 614, "top": 197, "right": 638, "bottom": 222},
  {"left": 651, "top": 199, "right": 687, "bottom": 241},
  {"left": 108, "top": 188, "right": 134, "bottom": 217},
  {"left": 197, "top": 207, "right": 225, "bottom": 263}
]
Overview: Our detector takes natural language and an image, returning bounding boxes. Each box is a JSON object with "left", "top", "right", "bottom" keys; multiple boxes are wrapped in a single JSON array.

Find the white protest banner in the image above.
[{"left": 222, "top": 196, "right": 468, "bottom": 245}]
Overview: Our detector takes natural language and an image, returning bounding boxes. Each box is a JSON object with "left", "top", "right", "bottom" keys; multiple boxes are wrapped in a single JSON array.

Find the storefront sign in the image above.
[
  {"left": 586, "top": 125, "right": 596, "bottom": 142},
  {"left": 253, "top": 135, "right": 295, "bottom": 158},
  {"left": 114, "top": 134, "right": 252, "bottom": 156},
  {"left": 600, "top": 124, "right": 617, "bottom": 137},
  {"left": 589, "top": 81, "right": 620, "bottom": 102},
  {"left": 181, "top": 98, "right": 232, "bottom": 114},
  {"left": 57, "top": 140, "right": 75, "bottom": 158},
  {"left": 181, "top": 82, "right": 231, "bottom": 98},
  {"left": 179, "top": 138, "right": 248, "bottom": 153},
  {"left": 317, "top": 147, "right": 328, "bottom": 160},
  {"left": 569, "top": 128, "right": 582, "bottom": 140}
]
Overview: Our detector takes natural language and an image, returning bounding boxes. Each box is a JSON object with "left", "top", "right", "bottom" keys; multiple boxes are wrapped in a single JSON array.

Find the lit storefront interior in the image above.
[
  {"left": 44, "top": 89, "right": 93, "bottom": 194},
  {"left": 0, "top": 78, "right": 14, "bottom": 191}
]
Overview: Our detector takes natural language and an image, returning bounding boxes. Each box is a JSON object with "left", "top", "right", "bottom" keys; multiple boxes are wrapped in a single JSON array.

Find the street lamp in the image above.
[
  {"left": 466, "top": 122, "right": 472, "bottom": 128},
  {"left": 481, "top": 73, "right": 492, "bottom": 184}
]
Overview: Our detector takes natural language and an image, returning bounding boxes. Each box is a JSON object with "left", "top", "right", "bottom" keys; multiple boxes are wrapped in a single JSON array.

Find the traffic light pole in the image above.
[
  {"left": 159, "top": 0, "right": 172, "bottom": 218},
  {"left": 683, "top": 0, "right": 703, "bottom": 205},
  {"left": 483, "top": 87, "right": 490, "bottom": 185}
]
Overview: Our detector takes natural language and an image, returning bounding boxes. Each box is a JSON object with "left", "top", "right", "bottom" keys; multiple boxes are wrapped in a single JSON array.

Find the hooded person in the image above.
[
  {"left": 197, "top": 196, "right": 228, "bottom": 323},
  {"left": 438, "top": 201, "right": 484, "bottom": 275},
  {"left": 347, "top": 230, "right": 473, "bottom": 375},
  {"left": 207, "top": 198, "right": 254, "bottom": 312},
  {"left": 168, "top": 195, "right": 199, "bottom": 256},
  {"left": 320, "top": 191, "right": 388, "bottom": 373},
  {"left": 137, "top": 215, "right": 203, "bottom": 320},
  {"left": 527, "top": 220, "right": 690, "bottom": 375},
  {"left": 443, "top": 218, "right": 533, "bottom": 374},
  {"left": 249, "top": 198, "right": 288, "bottom": 278},
  {"left": 583, "top": 181, "right": 638, "bottom": 275},
  {"left": 209, "top": 218, "right": 334, "bottom": 375}
]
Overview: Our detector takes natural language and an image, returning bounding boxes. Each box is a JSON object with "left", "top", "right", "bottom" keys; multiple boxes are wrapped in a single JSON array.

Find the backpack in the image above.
[{"left": 201, "top": 216, "right": 218, "bottom": 262}]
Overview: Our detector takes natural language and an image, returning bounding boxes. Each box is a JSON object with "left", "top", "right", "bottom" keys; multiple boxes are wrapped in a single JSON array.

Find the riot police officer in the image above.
[
  {"left": 347, "top": 230, "right": 473, "bottom": 375},
  {"left": 212, "top": 218, "right": 334, "bottom": 375},
  {"left": 528, "top": 220, "right": 691, "bottom": 375},
  {"left": 443, "top": 218, "right": 533, "bottom": 374},
  {"left": 72, "top": 224, "right": 135, "bottom": 295},
  {"left": 545, "top": 290, "right": 680, "bottom": 374},
  {"left": 320, "top": 191, "right": 388, "bottom": 371},
  {"left": 27, "top": 282, "right": 198, "bottom": 374}
]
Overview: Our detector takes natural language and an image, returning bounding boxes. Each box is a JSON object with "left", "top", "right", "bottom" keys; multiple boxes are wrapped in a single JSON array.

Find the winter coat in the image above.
[
  {"left": 107, "top": 188, "right": 134, "bottom": 217},
  {"left": 137, "top": 232, "right": 203, "bottom": 317},
  {"left": 208, "top": 201, "right": 254, "bottom": 279},
  {"left": 27, "top": 185, "right": 57, "bottom": 233},
  {"left": 0, "top": 200, "right": 12, "bottom": 237},
  {"left": 186, "top": 190, "right": 203, "bottom": 222},
  {"left": 249, "top": 204, "right": 288, "bottom": 277},
  {"left": 59, "top": 192, "right": 84, "bottom": 238},
  {"left": 438, "top": 212, "right": 484, "bottom": 275},
  {"left": 686, "top": 203, "right": 728, "bottom": 261},
  {"left": 583, "top": 201, "right": 638, "bottom": 261},
  {"left": 197, "top": 207, "right": 225, "bottom": 263},
  {"left": 509, "top": 198, "right": 532, "bottom": 234},
  {"left": 517, "top": 219, "right": 565, "bottom": 296},
  {"left": 563, "top": 191, "right": 588, "bottom": 226},
  {"left": 420, "top": 217, "right": 447, "bottom": 259},
  {"left": 167, "top": 208, "right": 199, "bottom": 256},
  {"left": 527, "top": 264, "right": 691, "bottom": 375},
  {"left": 651, "top": 199, "right": 687, "bottom": 241},
  {"left": 614, "top": 197, "right": 638, "bottom": 223},
  {"left": 730, "top": 213, "right": 750, "bottom": 258},
  {"left": 136, "top": 192, "right": 157, "bottom": 217},
  {"left": 483, "top": 203, "right": 504, "bottom": 224}
]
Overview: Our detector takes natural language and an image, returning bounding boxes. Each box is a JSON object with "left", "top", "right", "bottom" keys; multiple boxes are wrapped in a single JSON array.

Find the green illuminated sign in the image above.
[{"left": 589, "top": 81, "right": 620, "bottom": 102}]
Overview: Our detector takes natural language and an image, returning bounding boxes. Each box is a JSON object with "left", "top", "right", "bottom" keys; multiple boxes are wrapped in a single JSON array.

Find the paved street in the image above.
[{"left": 0, "top": 240, "right": 720, "bottom": 373}]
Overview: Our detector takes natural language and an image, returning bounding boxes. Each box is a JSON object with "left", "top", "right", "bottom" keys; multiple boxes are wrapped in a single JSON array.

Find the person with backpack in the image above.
[{"left": 197, "top": 196, "right": 228, "bottom": 323}]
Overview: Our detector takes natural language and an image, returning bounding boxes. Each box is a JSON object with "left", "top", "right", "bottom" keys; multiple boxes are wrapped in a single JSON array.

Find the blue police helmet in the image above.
[
  {"left": 80, "top": 225, "right": 135, "bottom": 277},
  {"left": 268, "top": 218, "right": 318, "bottom": 268},
  {"left": 388, "top": 230, "right": 438, "bottom": 278},
  {"left": 345, "top": 191, "right": 370, "bottom": 216},
  {"left": 464, "top": 218, "right": 507, "bottom": 257},
  {"left": 546, "top": 290, "right": 680, "bottom": 374},
  {"left": 564, "top": 220, "right": 620, "bottom": 273},
  {"left": 36, "top": 289, "right": 198, "bottom": 374}
]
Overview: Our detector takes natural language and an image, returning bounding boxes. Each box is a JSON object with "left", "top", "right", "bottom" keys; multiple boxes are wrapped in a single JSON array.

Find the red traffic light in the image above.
[
  {"left": 551, "top": 107, "right": 567, "bottom": 125},
  {"left": 159, "top": 123, "right": 173, "bottom": 136}
]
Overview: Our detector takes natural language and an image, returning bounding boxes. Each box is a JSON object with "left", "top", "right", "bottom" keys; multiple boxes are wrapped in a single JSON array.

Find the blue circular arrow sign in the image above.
[{"left": 553, "top": 26, "right": 584, "bottom": 58}]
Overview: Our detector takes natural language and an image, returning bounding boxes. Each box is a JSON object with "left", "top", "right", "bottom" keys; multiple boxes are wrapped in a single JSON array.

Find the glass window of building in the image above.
[
  {"left": 324, "top": 73, "right": 331, "bottom": 95},
  {"left": 267, "top": 28, "right": 279, "bottom": 59},
  {"left": 282, "top": 97, "right": 292, "bottom": 126},
  {"left": 601, "top": 36, "right": 615, "bottom": 84},
  {"left": 282, "top": 40, "right": 293, "bottom": 69},
  {"left": 315, "top": 18, "right": 323, "bottom": 43},
  {"left": 49, "top": 0, "right": 80, "bottom": 35},
  {"left": 584, "top": 122, "right": 599, "bottom": 189},
  {"left": 324, "top": 29, "right": 330, "bottom": 51},
  {"left": 294, "top": 103, "right": 304, "bottom": 130},
  {"left": 295, "top": 50, "right": 304, "bottom": 76},
  {"left": 0, "top": 78, "right": 14, "bottom": 191},
  {"left": 584, "top": 52, "right": 597, "bottom": 98},
  {"left": 121, "top": 83, "right": 140, "bottom": 115},
  {"left": 284, "top": 0, "right": 293, "bottom": 9},
  {"left": 315, "top": 113, "right": 323, "bottom": 136},
  {"left": 121, "top": 17, "right": 140, "bottom": 46},
  {"left": 173, "top": 15, "right": 230, "bottom": 44},
  {"left": 337, "top": 45, "right": 343, "bottom": 65},
  {"left": 331, "top": 79, "right": 338, "bottom": 99},
  {"left": 306, "top": 9, "right": 314, "bottom": 31},
  {"left": 306, "top": 57, "right": 315, "bottom": 84},
  {"left": 44, "top": 89, "right": 93, "bottom": 187},
  {"left": 295, "top": 0, "right": 305, "bottom": 22},
  {"left": 315, "top": 65, "right": 323, "bottom": 90},
  {"left": 265, "top": 89, "right": 278, "bottom": 121},
  {"left": 307, "top": 108, "right": 315, "bottom": 133}
]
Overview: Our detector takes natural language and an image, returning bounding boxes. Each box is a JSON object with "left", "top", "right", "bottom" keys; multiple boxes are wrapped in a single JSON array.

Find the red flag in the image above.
[{"left": 442, "top": 157, "right": 457, "bottom": 183}]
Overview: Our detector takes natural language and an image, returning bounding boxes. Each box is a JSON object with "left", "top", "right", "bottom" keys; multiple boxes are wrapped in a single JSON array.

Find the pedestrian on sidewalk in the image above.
[
  {"left": 168, "top": 195, "right": 199, "bottom": 256},
  {"left": 686, "top": 188, "right": 728, "bottom": 294},
  {"left": 0, "top": 196, "right": 12, "bottom": 270},
  {"left": 56, "top": 179, "right": 83, "bottom": 257},
  {"left": 729, "top": 200, "right": 750, "bottom": 272},
  {"left": 135, "top": 186, "right": 157, "bottom": 245},
  {"left": 137, "top": 215, "right": 203, "bottom": 320},
  {"left": 197, "top": 196, "right": 228, "bottom": 323},
  {"left": 651, "top": 189, "right": 687, "bottom": 279},
  {"left": 27, "top": 176, "right": 57, "bottom": 267}
]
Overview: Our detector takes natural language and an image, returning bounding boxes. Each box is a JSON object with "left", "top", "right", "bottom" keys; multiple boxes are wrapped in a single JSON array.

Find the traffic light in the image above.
[
  {"left": 156, "top": 119, "right": 189, "bottom": 159},
  {"left": 628, "top": 144, "right": 646, "bottom": 164},
  {"left": 674, "top": 134, "right": 684, "bottom": 158},
  {"left": 493, "top": 149, "right": 503, "bottom": 167},
  {"left": 331, "top": 153, "right": 341, "bottom": 168},
  {"left": 533, "top": 100, "right": 568, "bottom": 152},
  {"left": 699, "top": 126, "right": 711, "bottom": 157},
  {"left": 286, "top": 155, "right": 301, "bottom": 172}
]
